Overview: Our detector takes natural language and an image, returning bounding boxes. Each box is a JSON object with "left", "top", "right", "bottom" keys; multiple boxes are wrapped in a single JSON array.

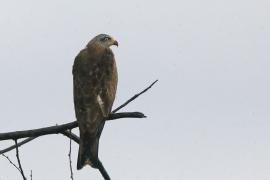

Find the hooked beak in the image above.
[{"left": 113, "top": 40, "right": 118, "bottom": 47}]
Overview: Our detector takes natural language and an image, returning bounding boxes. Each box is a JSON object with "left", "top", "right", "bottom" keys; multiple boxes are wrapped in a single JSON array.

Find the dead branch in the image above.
[
  {"left": 112, "top": 80, "right": 158, "bottom": 113},
  {"left": 0, "top": 80, "right": 158, "bottom": 180},
  {"left": 0, "top": 112, "right": 145, "bottom": 141},
  {"left": 15, "top": 140, "right": 27, "bottom": 180},
  {"left": 0, "top": 137, "right": 37, "bottom": 154},
  {"left": 62, "top": 130, "right": 79, "bottom": 144},
  {"left": 68, "top": 130, "right": 74, "bottom": 180},
  {"left": 30, "top": 170, "right": 32, "bottom": 180},
  {"left": 57, "top": 79, "right": 157, "bottom": 148},
  {"left": 2, "top": 153, "right": 21, "bottom": 172},
  {"left": 96, "top": 159, "right": 110, "bottom": 180},
  {"left": 0, "top": 80, "right": 157, "bottom": 148}
]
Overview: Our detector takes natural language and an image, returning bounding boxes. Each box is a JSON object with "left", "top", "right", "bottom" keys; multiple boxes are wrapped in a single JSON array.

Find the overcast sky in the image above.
[{"left": 0, "top": 0, "right": 270, "bottom": 179}]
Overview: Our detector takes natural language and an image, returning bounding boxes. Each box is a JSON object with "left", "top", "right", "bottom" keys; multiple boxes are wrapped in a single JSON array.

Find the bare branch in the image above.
[
  {"left": 0, "top": 137, "right": 36, "bottom": 155},
  {"left": 30, "top": 170, "right": 32, "bottom": 180},
  {"left": 68, "top": 130, "right": 74, "bottom": 180},
  {"left": 0, "top": 80, "right": 157, "bottom": 152},
  {"left": 0, "top": 122, "right": 77, "bottom": 141},
  {"left": 0, "top": 80, "right": 158, "bottom": 180},
  {"left": 1, "top": 153, "right": 21, "bottom": 172},
  {"left": 62, "top": 131, "right": 79, "bottom": 144},
  {"left": 15, "top": 140, "right": 27, "bottom": 180},
  {"left": 112, "top": 80, "right": 158, "bottom": 113},
  {"left": 0, "top": 112, "right": 145, "bottom": 141},
  {"left": 61, "top": 112, "right": 146, "bottom": 144},
  {"left": 0, "top": 112, "right": 145, "bottom": 154},
  {"left": 96, "top": 159, "right": 111, "bottom": 180},
  {"left": 108, "top": 112, "right": 146, "bottom": 120}
]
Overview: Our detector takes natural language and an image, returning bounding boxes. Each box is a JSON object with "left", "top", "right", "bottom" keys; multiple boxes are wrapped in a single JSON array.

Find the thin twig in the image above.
[
  {"left": 68, "top": 130, "right": 74, "bottom": 180},
  {"left": 1, "top": 153, "right": 21, "bottom": 172},
  {"left": 30, "top": 170, "right": 32, "bottom": 180},
  {"left": 15, "top": 139, "right": 27, "bottom": 180},
  {"left": 0, "top": 137, "right": 36, "bottom": 155},
  {"left": 112, "top": 80, "right": 158, "bottom": 113}
]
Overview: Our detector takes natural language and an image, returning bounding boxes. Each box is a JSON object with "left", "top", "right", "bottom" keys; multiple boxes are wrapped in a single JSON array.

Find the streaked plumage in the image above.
[{"left": 72, "top": 34, "right": 118, "bottom": 170}]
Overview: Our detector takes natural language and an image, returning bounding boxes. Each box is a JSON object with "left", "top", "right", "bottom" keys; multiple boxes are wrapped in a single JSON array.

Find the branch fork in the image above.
[{"left": 0, "top": 80, "right": 158, "bottom": 180}]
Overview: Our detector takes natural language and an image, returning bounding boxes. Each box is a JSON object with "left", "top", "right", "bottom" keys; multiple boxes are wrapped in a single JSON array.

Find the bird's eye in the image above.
[{"left": 103, "top": 37, "right": 110, "bottom": 41}]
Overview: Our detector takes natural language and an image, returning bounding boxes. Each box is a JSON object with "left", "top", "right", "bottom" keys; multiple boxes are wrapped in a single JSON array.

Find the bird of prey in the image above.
[{"left": 72, "top": 34, "right": 118, "bottom": 170}]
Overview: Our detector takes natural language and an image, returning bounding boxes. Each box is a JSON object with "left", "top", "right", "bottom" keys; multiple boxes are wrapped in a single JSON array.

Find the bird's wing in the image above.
[{"left": 73, "top": 49, "right": 104, "bottom": 135}]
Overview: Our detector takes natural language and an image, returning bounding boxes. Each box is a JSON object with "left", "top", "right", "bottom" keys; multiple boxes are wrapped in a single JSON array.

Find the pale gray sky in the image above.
[{"left": 0, "top": 0, "right": 270, "bottom": 179}]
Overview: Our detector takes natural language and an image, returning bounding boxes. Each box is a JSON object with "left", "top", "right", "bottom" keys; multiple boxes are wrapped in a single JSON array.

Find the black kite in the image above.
[{"left": 72, "top": 34, "right": 118, "bottom": 170}]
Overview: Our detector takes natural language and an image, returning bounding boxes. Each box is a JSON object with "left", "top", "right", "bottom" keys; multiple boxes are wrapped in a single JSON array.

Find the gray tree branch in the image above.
[
  {"left": 0, "top": 80, "right": 158, "bottom": 180},
  {"left": 0, "top": 112, "right": 145, "bottom": 142},
  {"left": 15, "top": 140, "right": 27, "bottom": 180},
  {"left": 2, "top": 153, "right": 21, "bottom": 172},
  {"left": 68, "top": 130, "right": 74, "bottom": 180}
]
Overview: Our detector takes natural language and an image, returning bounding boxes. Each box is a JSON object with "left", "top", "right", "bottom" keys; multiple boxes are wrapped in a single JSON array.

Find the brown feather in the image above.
[{"left": 73, "top": 37, "right": 118, "bottom": 169}]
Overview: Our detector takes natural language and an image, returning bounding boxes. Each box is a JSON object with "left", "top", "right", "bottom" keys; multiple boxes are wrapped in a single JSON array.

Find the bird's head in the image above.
[{"left": 87, "top": 34, "right": 118, "bottom": 49}]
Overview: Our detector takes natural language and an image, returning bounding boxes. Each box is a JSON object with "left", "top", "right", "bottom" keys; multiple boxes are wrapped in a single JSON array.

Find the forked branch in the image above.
[
  {"left": 0, "top": 80, "right": 158, "bottom": 180},
  {"left": 0, "top": 80, "right": 157, "bottom": 144}
]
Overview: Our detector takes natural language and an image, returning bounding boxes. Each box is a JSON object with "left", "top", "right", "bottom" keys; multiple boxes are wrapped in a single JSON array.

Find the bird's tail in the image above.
[{"left": 77, "top": 133, "right": 100, "bottom": 170}]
